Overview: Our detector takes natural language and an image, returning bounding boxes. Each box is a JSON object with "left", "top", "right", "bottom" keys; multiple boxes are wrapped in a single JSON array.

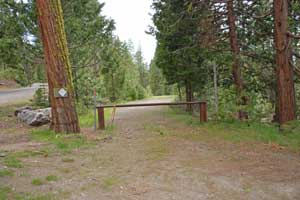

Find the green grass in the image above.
[
  {"left": 0, "top": 186, "right": 55, "bottom": 200},
  {"left": 3, "top": 156, "right": 23, "bottom": 168},
  {"left": 0, "top": 150, "right": 50, "bottom": 170},
  {"left": 0, "top": 169, "right": 14, "bottom": 177},
  {"left": 45, "top": 175, "right": 58, "bottom": 182},
  {"left": 61, "top": 157, "right": 75, "bottom": 163},
  {"left": 15, "top": 193, "right": 55, "bottom": 200},
  {"left": 20, "top": 172, "right": 30, "bottom": 177},
  {"left": 12, "top": 150, "right": 48, "bottom": 158},
  {"left": 31, "top": 130, "right": 93, "bottom": 153},
  {"left": 166, "top": 108, "right": 300, "bottom": 151},
  {"left": 0, "top": 186, "right": 12, "bottom": 200},
  {"left": 146, "top": 138, "right": 169, "bottom": 160},
  {"left": 102, "top": 177, "right": 121, "bottom": 190},
  {"left": 31, "top": 178, "right": 44, "bottom": 186}
]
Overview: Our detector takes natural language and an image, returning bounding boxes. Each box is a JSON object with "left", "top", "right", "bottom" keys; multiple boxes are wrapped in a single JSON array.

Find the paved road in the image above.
[
  {"left": 0, "top": 83, "right": 48, "bottom": 105},
  {"left": 0, "top": 87, "right": 37, "bottom": 105}
]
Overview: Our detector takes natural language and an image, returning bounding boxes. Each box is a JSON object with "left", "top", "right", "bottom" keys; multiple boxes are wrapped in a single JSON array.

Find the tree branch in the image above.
[
  {"left": 253, "top": 10, "right": 272, "bottom": 19},
  {"left": 292, "top": 50, "right": 300, "bottom": 59},
  {"left": 287, "top": 31, "right": 300, "bottom": 39},
  {"left": 289, "top": 60, "right": 300, "bottom": 77}
]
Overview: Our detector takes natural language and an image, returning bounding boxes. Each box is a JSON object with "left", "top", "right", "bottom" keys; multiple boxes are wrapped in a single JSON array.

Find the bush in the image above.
[
  {"left": 136, "top": 85, "right": 146, "bottom": 100},
  {"left": 280, "top": 120, "right": 300, "bottom": 134},
  {"left": 33, "top": 88, "right": 49, "bottom": 107},
  {"left": 0, "top": 68, "right": 28, "bottom": 86},
  {"left": 0, "top": 68, "right": 17, "bottom": 80}
]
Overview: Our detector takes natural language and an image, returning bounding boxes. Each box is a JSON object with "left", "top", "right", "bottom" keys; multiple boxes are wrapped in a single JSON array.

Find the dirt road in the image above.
[{"left": 1, "top": 97, "right": 300, "bottom": 199}]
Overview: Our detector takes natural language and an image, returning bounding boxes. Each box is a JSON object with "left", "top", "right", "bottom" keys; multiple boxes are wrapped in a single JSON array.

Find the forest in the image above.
[
  {"left": 0, "top": 0, "right": 171, "bottom": 106},
  {"left": 150, "top": 0, "right": 300, "bottom": 125}
]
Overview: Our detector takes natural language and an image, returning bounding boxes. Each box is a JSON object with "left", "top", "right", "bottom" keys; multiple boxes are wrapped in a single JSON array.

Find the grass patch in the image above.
[
  {"left": 61, "top": 158, "right": 74, "bottom": 163},
  {"left": 31, "top": 130, "right": 93, "bottom": 153},
  {"left": 144, "top": 124, "right": 169, "bottom": 136},
  {"left": 143, "top": 124, "right": 170, "bottom": 160},
  {"left": 0, "top": 186, "right": 55, "bottom": 200},
  {"left": 0, "top": 150, "right": 49, "bottom": 170},
  {"left": 3, "top": 156, "right": 23, "bottom": 168},
  {"left": 0, "top": 169, "right": 14, "bottom": 177},
  {"left": 145, "top": 137, "right": 169, "bottom": 160},
  {"left": 45, "top": 175, "right": 58, "bottom": 182},
  {"left": 102, "top": 177, "right": 120, "bottom": 190},
  {"left": 0, "top": 186, "right": 12, "bottom": 200},
  {"left": 20, "top": 172, "right": 30, "bottom": 177},
  {"left": 59, "top": 168, "right": 71, "bottom": 174},
  {"left": 0, "top": 102, "right": 28, "bottom": 118},
  {"left": 103, "top": 124, "right": 115, "bottom": 135},
  {"left": 166, "top": 108, "right": 300, "bottom": 151},
  {"left": 15, "top": 193, "right": 55, "bottom": 200},
  {"left": 31, "top": 178, "right": 44, "bottom": 186},
  {"left": 12, "top": 150, "right": 48, "bottom": 158}
]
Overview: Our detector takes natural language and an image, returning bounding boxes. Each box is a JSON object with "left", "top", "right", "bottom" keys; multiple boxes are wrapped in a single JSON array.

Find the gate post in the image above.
[
  {"left": 199, "top": 102, "right": 208, "bottom": 122},
  {"left": 98, "top": 107, "right": 105, "bottom": 130}
]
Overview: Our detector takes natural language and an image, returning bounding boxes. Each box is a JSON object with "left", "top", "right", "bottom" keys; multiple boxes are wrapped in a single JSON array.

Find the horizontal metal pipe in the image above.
[{"left": 97, "top": 101, "right": 206, "bottom": 108}]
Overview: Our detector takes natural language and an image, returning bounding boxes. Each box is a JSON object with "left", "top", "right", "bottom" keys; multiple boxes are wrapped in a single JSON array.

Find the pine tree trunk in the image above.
[
  {"left": 274, "top": 0, "right": 296, "bottom": 124},
  {"left": 213, "top": 63, "right": 219, "bottom": 118},
  {"left": 36, "top": 0, "right": 80, "bottom": 133},
  {"left": 177, "top": 84, "right": 182, "bottom": 101},
  {"left": 227, "top": 0, "right": 250, "bottom": 121},
  {"left": 185, "top": 80, "right": 193, "bottom": 112},
  {"left": 227, "top": 0, "right": 243, "bottom": 93}
]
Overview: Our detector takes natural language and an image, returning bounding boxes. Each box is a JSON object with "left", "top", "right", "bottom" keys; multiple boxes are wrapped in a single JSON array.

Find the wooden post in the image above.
[
  {"left": 200, "top": 102, "right": 208, "bottom": 122},
  {"left": 98, "top": 107, "right": 105, "bottom": 130}
]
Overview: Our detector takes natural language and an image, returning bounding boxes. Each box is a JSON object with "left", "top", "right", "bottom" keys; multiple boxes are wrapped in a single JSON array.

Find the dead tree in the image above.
[
  {"left": 36, "top": 0, "right": 80, "bottom": 133},
  {"left": 274, "top": 0, "right": 296, "bottom": 124}
]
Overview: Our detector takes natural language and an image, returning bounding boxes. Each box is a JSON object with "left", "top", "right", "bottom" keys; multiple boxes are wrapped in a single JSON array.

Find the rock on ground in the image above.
[
  {"left": 14, "top": 106, "right": 33, "bottom": 116},
  {"left": 16, "top": 107, "right": 51, "bottom": 126}
]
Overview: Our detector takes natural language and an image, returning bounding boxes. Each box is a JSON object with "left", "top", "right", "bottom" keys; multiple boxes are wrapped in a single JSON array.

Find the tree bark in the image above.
[
  {"left": 227, "top": 0, "right": 250, "bottom": 121},
  {"left": 177, "top": 84, "right": 182, "bottom": 101},
  {"left": 213, "top": 63, "right": 219, "bottom": 119},
  {"left": 36, "top": 0, "right": 80, "bottom": 133},
  {"left": 274, "top": 0, "right": 296, "bottom": 124},
  {"left": 227, "top": 0, "right": 243, "bottom": 93},
  {"left": 185, "top": 80, "right": 193, "bottom": 112}
]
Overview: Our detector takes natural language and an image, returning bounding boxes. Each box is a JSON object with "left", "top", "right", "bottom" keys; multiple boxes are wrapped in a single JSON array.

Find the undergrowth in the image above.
[
  {"left": 30, "top": 130, "right": 94, "bottom": 153},
  {"left": 166, "top": 108, "right": 300, "bottom": 151}
]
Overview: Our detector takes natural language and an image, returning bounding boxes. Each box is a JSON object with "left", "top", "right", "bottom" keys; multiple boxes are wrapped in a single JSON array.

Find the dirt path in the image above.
[{"left": 1, "top": 97, "right": 300, "bottom": 199}]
